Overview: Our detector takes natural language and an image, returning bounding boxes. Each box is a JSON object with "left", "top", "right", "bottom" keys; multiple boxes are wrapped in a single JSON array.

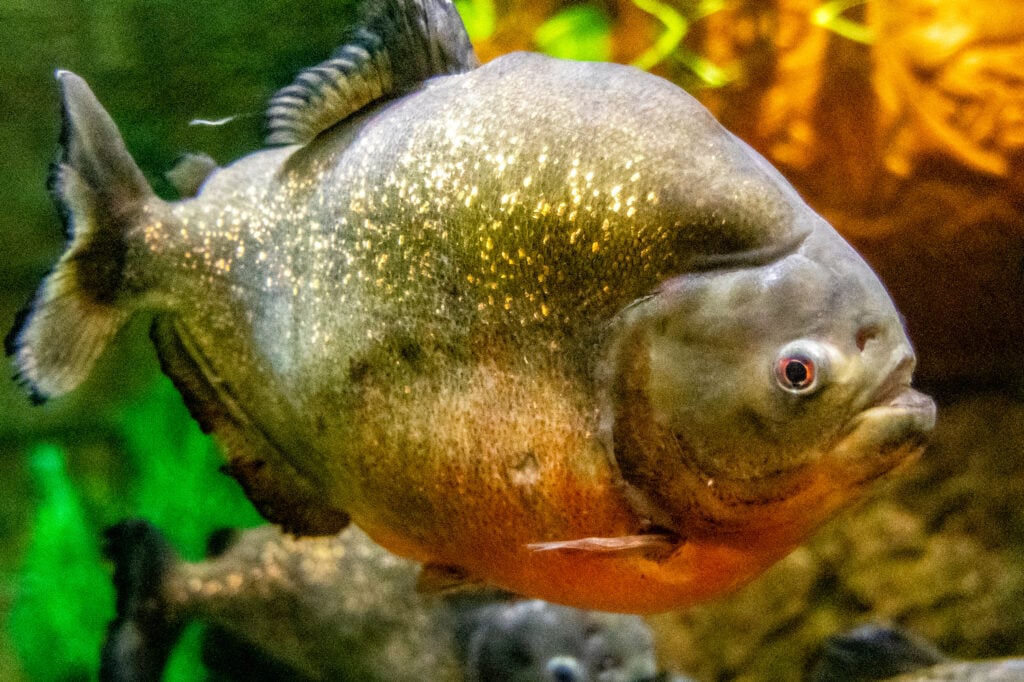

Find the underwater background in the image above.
[{"left": 1, "top": 1, "right": 1022, "bottom": 679}]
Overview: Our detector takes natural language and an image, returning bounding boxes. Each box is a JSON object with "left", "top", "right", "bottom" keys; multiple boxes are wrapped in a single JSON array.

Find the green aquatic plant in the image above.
[
  {"left": 630, "top": 0, "right": 733, "bottom": 87},
  {"left": 7, "top": 444, "right": 113, "bottom": 680},
  {"left": 118, "top": 378, "right": 264, "bottom": 560},
  {"left": 164, "top": 624, "right": 209, "bottom": 682},
  {"left": 455, "top": 0, "right": 497, "bottom": 42},
  {"left": 111, "top": 379, "right": 264, "bottom": 678},
  {"left": 7, "top": 378, "right": 264, "bottom": 679},
  {"left": 534, "top": 5, "right": 613, "bottom": 63},
  {"left": 630, "top": 0, "right": 689, "bottom": 71},
  {"left": 811, "top": 0, "right": 874, "bottom": 45}
]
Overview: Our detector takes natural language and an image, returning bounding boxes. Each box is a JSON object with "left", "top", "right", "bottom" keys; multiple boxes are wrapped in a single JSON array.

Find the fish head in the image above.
[{"left": 604, "top": 209, "right": 936, "bottom": 541}]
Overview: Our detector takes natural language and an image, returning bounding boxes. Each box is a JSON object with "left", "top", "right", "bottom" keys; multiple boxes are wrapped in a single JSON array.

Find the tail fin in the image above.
[
  {"left": 100, "top": 520, "right": 185, "bottom": 682},
  {"left": 5, "top": 70, "right": 155, "bottom": 402}
]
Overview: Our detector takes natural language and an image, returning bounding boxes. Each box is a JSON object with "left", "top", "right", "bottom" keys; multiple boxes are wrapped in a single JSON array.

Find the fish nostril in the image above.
[{"left": 855, "top": 324, "right": 881, "bottom": 352}]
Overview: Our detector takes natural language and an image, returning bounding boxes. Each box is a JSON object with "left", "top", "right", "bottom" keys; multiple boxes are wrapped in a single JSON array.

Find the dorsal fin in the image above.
[{"left": 265, "top": 0, "right": 478, "bottom": 146}]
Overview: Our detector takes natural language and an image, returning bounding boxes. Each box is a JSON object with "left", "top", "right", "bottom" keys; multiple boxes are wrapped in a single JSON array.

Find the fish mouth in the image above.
[
  {"left": 831, "top": 364, "right": 936, "bottom": 479},
  {"left": 861, "top": 354, "right": 936, "bottom": 426},
  {"left": 854, "top": 384, "right": 936, "bottom": 445},
  {"left": 876, "top": 384, "right": 934, "bottom": 414}
]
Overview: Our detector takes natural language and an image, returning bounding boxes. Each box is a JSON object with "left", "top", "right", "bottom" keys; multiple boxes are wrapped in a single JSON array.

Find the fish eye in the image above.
[
  {"left": 777, "top": 355, "right": 815, "bottom": 391},
  {"left": 774, "top": 341, "right": 829, "bottom": 395}
]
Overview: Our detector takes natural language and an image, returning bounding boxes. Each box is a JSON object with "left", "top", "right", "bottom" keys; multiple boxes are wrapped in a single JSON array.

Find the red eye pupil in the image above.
[{"left": 779, "top": 357, "right": 814, "bottom": 389}]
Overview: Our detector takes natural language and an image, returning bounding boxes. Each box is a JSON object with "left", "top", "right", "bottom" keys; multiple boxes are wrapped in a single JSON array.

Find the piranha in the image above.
[
  {"left": 810, "top": 624, "right": 1024, "bottom": 682},
  {"left": 101, "top": 521, "right": 660, "bottom": 682},
  {"left": 7, "top": 0, "right": 935, "bottom": 612}
]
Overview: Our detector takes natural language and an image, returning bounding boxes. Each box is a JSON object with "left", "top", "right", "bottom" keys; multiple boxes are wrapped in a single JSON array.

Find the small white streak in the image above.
[{"left": 188, "top": 113, "right": 252, "bottom": 127}]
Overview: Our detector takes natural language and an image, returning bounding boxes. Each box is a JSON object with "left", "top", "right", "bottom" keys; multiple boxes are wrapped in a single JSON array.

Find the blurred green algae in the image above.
[
  {"left": 535, "top": 5, "right": 614, "bottom": 62},
  {"left": 8, "top": 444, "right": 112, "bottom": 680}
]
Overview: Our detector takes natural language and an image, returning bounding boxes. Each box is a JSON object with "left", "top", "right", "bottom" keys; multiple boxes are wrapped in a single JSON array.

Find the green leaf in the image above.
[
  {"left": 676, "top": 49, "right": 736, "bottom": 88},
  {"left": 811, "top": 0, "right": 874, "bottom": 45},
  {"left": 629, "top": 0, "right": 733, "bottom": 87},
  {"left": 534, "top": 5, "right": 612, "bottom": 63},
  {"left": 454, "top": 0, "right": 497, "bottom": 42},
  {"left": 629, "top": 0, "right": 688, "bottom": 71}
]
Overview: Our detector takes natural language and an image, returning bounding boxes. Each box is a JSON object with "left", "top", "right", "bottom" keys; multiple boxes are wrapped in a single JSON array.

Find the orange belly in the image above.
[
  {"left": 352, "top": 453, "right": 891, "bottom": 614},
  {"left": 360, "top": 510, "right": 800, "bottom": 613}
]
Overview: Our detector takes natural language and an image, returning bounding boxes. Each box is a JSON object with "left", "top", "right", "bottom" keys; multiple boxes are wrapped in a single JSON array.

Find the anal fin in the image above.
[
  {"left": 150, "top": 315, "right": 350, "bottom": 536},
  {"left": 222, "top": 458, "right": 350, "bottom": 537}
]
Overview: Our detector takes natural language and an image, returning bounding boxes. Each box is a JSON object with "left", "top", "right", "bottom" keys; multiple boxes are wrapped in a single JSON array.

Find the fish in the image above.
[
  {"left": 461, "top": 599, "right": 663, "bottom": 682},
  {"left": 101, "top": 520, "right": 661, "bottom": 682},
  {"left": 810, "top": 623, "right": 1024, "bottom": 681},
  {"left": 5, "top": 0, "right": 936, "bottom": 613}
]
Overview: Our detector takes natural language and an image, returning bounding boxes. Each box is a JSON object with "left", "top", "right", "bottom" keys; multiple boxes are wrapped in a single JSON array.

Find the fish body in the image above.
[
  {"left": 102, "top": 521, "right": 660, "bottom": 682},
  {"left": 7, "top": 0, "right": 935, "bottom": 612}
]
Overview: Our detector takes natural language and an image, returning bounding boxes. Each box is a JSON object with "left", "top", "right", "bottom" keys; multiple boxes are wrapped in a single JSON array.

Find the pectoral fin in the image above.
[{"left": 527, "top": 533, "right": 679, "bottom": 562}]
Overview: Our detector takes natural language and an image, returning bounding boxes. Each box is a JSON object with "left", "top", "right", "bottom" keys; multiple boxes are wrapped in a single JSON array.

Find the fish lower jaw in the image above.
[
  {"left": 829, "top": 386, "right": 936, "bottom": 478},
  {"left": 856, "top": 386, "right": 936, "bottom": 433}
]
